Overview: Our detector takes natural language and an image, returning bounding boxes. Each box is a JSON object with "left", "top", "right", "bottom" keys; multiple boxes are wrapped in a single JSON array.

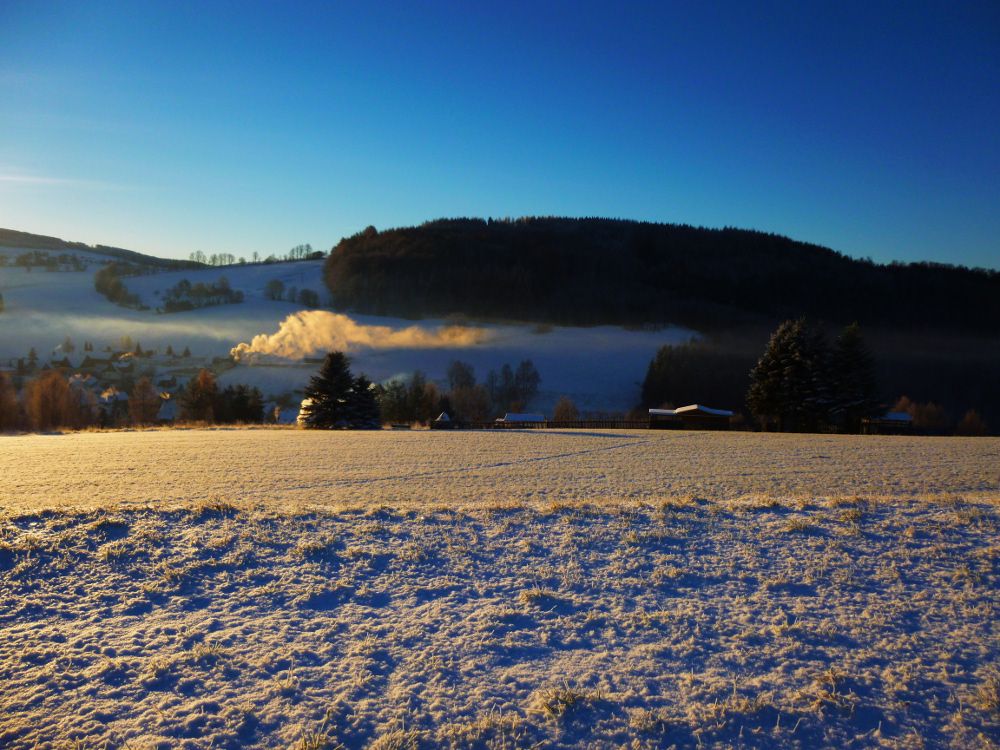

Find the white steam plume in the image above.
[{"left": 231, "top": 311, "right": 492, "bottom": 361}]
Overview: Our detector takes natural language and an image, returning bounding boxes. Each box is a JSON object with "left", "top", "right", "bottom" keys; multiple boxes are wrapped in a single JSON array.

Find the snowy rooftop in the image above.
[
  {"left": 499, "top": 413, "right": 546, "bottom": 422},
  {"left": 649, "top": 404, "right": 734, "bottom": 417}
]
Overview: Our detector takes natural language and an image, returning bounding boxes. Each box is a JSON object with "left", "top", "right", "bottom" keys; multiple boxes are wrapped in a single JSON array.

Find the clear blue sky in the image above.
[{"left": 1, "top": 1, "right": 997, "bottom": 267}]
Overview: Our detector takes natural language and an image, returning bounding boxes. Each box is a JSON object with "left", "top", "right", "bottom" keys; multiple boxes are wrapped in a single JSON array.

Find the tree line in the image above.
[
  {"left": 187, "top": 244, "right": 326, "bottom": 267},
  {"left": 375, "top": 359, "right": 540, "bottom": 424},
  {"left": 298, "top": 353, "right": 542, "bottom": 429},
  {"left": 0, "top": 250, "right": 87, "bottom": 271},
  {"left": 323, "top": 218, "right": 1000, "bottom": 333},
  {"left": 0, "top": 368, "right": 267, "bottom": 432},
  {"left": 642, "top": 319, "right": 993, "bottom": 434}
]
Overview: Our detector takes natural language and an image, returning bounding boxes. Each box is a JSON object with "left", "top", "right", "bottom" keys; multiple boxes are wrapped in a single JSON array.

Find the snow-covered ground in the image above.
[
  {"left": 1, "top": 430, "right": 998, "bottom": 748},
  {"left": 1, "top": 429, "right": 998, "bottom": 512},
  {"left": 0, "top": 250, "right": 695, "bottom": 412}
]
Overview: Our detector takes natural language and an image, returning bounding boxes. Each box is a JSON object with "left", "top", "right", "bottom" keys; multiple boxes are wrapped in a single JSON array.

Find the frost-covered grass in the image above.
[
  {"left": 0, "top": 430, "right": 998, "bottom": 749},
  {"left": 1, "top": 429, "right": 997, "bottom": 512}
]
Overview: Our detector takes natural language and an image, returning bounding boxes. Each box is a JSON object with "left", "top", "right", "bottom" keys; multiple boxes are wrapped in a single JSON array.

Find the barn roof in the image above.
[
  {"left": 649, "top": 405, "right": 733, "bottom": 417},
  {"left": 498, "top": 413, "right": 545, "bottom": 422}
]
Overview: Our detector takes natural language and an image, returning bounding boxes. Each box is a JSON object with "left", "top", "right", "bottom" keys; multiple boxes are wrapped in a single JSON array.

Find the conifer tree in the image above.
[
  {"left": 829, "top": 322, "right": 879, "bottom": 432},
  {"left": 180, "top": 369, "right": 218, "bottom": 422},
  {"left": 747, "top": 318, "right": 830, "bottom": 432},
  {"left": 347, "top": 374, "right": 382, "bottom": 429},
  {"left": 300, "top": 352, "right": 356, "bottom": 428}
]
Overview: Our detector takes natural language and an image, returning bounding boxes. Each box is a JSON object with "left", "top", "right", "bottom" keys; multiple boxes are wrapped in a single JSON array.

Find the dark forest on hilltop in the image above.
[
  {"left": 322, "top": 217, "right": 1000, "bottom": 331},
  {"left": 324, "top": 218, "right": 1000, "bottom": 428}
]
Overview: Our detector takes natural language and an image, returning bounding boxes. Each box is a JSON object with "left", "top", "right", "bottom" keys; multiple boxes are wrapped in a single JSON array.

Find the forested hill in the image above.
[
  {"left": 323, "top": 218, "right": 1000, "bottom": 331},
  {"left": 0, "top": 228, "right": 197, "bottom": 270}
]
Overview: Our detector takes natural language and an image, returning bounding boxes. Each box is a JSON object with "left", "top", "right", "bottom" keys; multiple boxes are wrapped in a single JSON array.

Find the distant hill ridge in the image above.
[
  {"left": 0, "top": 227, "right": 198, "bottom": 270},
  {"left": 323, "top": 217, "right": 1000, "bottom": 331}
]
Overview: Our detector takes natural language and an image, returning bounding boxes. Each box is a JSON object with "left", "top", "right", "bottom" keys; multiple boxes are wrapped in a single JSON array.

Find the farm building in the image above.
[
  {"left": 861, "top": 411, "right": 914, "bottom": 435},
  {"left": 649, "top": 404, "right": 733, "bottom": 430},
  {"left": 497, "top": 413, "right": 546, "bottom": 424},
  {"left": 432, "top": 412, "right": 454, "bottom": 429}
]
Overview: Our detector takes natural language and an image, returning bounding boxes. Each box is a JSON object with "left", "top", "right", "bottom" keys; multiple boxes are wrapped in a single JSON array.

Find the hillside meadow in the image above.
[{"left": 1, "top": 429, "right": 998, "bottom": 749}]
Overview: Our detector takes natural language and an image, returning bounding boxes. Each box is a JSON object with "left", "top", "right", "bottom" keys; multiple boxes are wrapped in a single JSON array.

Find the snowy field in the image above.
[{"left": 1, "top": 430, "right": 998, "bottom": 749}]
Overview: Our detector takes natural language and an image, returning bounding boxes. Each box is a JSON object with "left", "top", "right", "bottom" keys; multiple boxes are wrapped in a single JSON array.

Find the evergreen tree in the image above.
[
  {"left": 347, "top": 375, "right": 381, "bottom": 429},
  {"left": 0, "top": 292, "right": 5, "bottom": 313},
  {"left": 246, "top": 386, "right": 265, "bottom": 423},
  {"left": 747, "top": 318, "right": 830, "bottom": 432},
  {"left": 300, "top": 352, "right": 356, "bottom": 428},
  {"left": 376, "top": 379, "right": 409, "bottom": 423},
  {"left": 829, "top": 322, "right": 879, "bottom": 432}
]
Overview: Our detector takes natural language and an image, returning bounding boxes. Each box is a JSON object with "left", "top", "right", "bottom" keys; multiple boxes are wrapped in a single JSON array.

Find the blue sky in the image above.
[{"left": 1, "top": 1, "right": 997, "bottom": 267}]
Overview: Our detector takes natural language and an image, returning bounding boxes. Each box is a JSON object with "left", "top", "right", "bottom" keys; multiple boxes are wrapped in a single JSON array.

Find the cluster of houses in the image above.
[{"left": 2, "top": 348, "right": 205, "bottom": 425}]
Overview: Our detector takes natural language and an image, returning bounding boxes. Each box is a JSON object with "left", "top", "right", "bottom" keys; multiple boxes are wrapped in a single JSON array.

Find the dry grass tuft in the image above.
[
  {"left": 190, "top": 498, "right": 241, "bottom": 519},
  {"left": 367, "top": 728, "right": 420, "bottom": 750},
  {"left": 783, "top": 517, "right": 814, "bottom": 533},
  {"left": 529, "top": 685, "right": 600, "bottom": 719},
  {"left": 972, "top": 669, "right": 1000, "bottom": 716}
]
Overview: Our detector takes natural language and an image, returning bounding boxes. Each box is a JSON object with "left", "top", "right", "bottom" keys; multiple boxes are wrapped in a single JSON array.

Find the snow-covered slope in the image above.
[{"left": 0, "top": 251, "right": 695, "bottom": 412}]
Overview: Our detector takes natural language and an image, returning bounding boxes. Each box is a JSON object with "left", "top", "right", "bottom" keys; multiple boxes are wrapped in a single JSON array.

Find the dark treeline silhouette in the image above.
[
  {"left": 179, "top": 370, "right": 265, "bottom": 424},
  {"left": 642, "top": 321, "right": 997, "bottom": 434},
  {"left": 376, "top": 359, "right": 541, "bottom": 425},
  {"left": 323, "top": 218, "right": 1000, "bottom": 332}
]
